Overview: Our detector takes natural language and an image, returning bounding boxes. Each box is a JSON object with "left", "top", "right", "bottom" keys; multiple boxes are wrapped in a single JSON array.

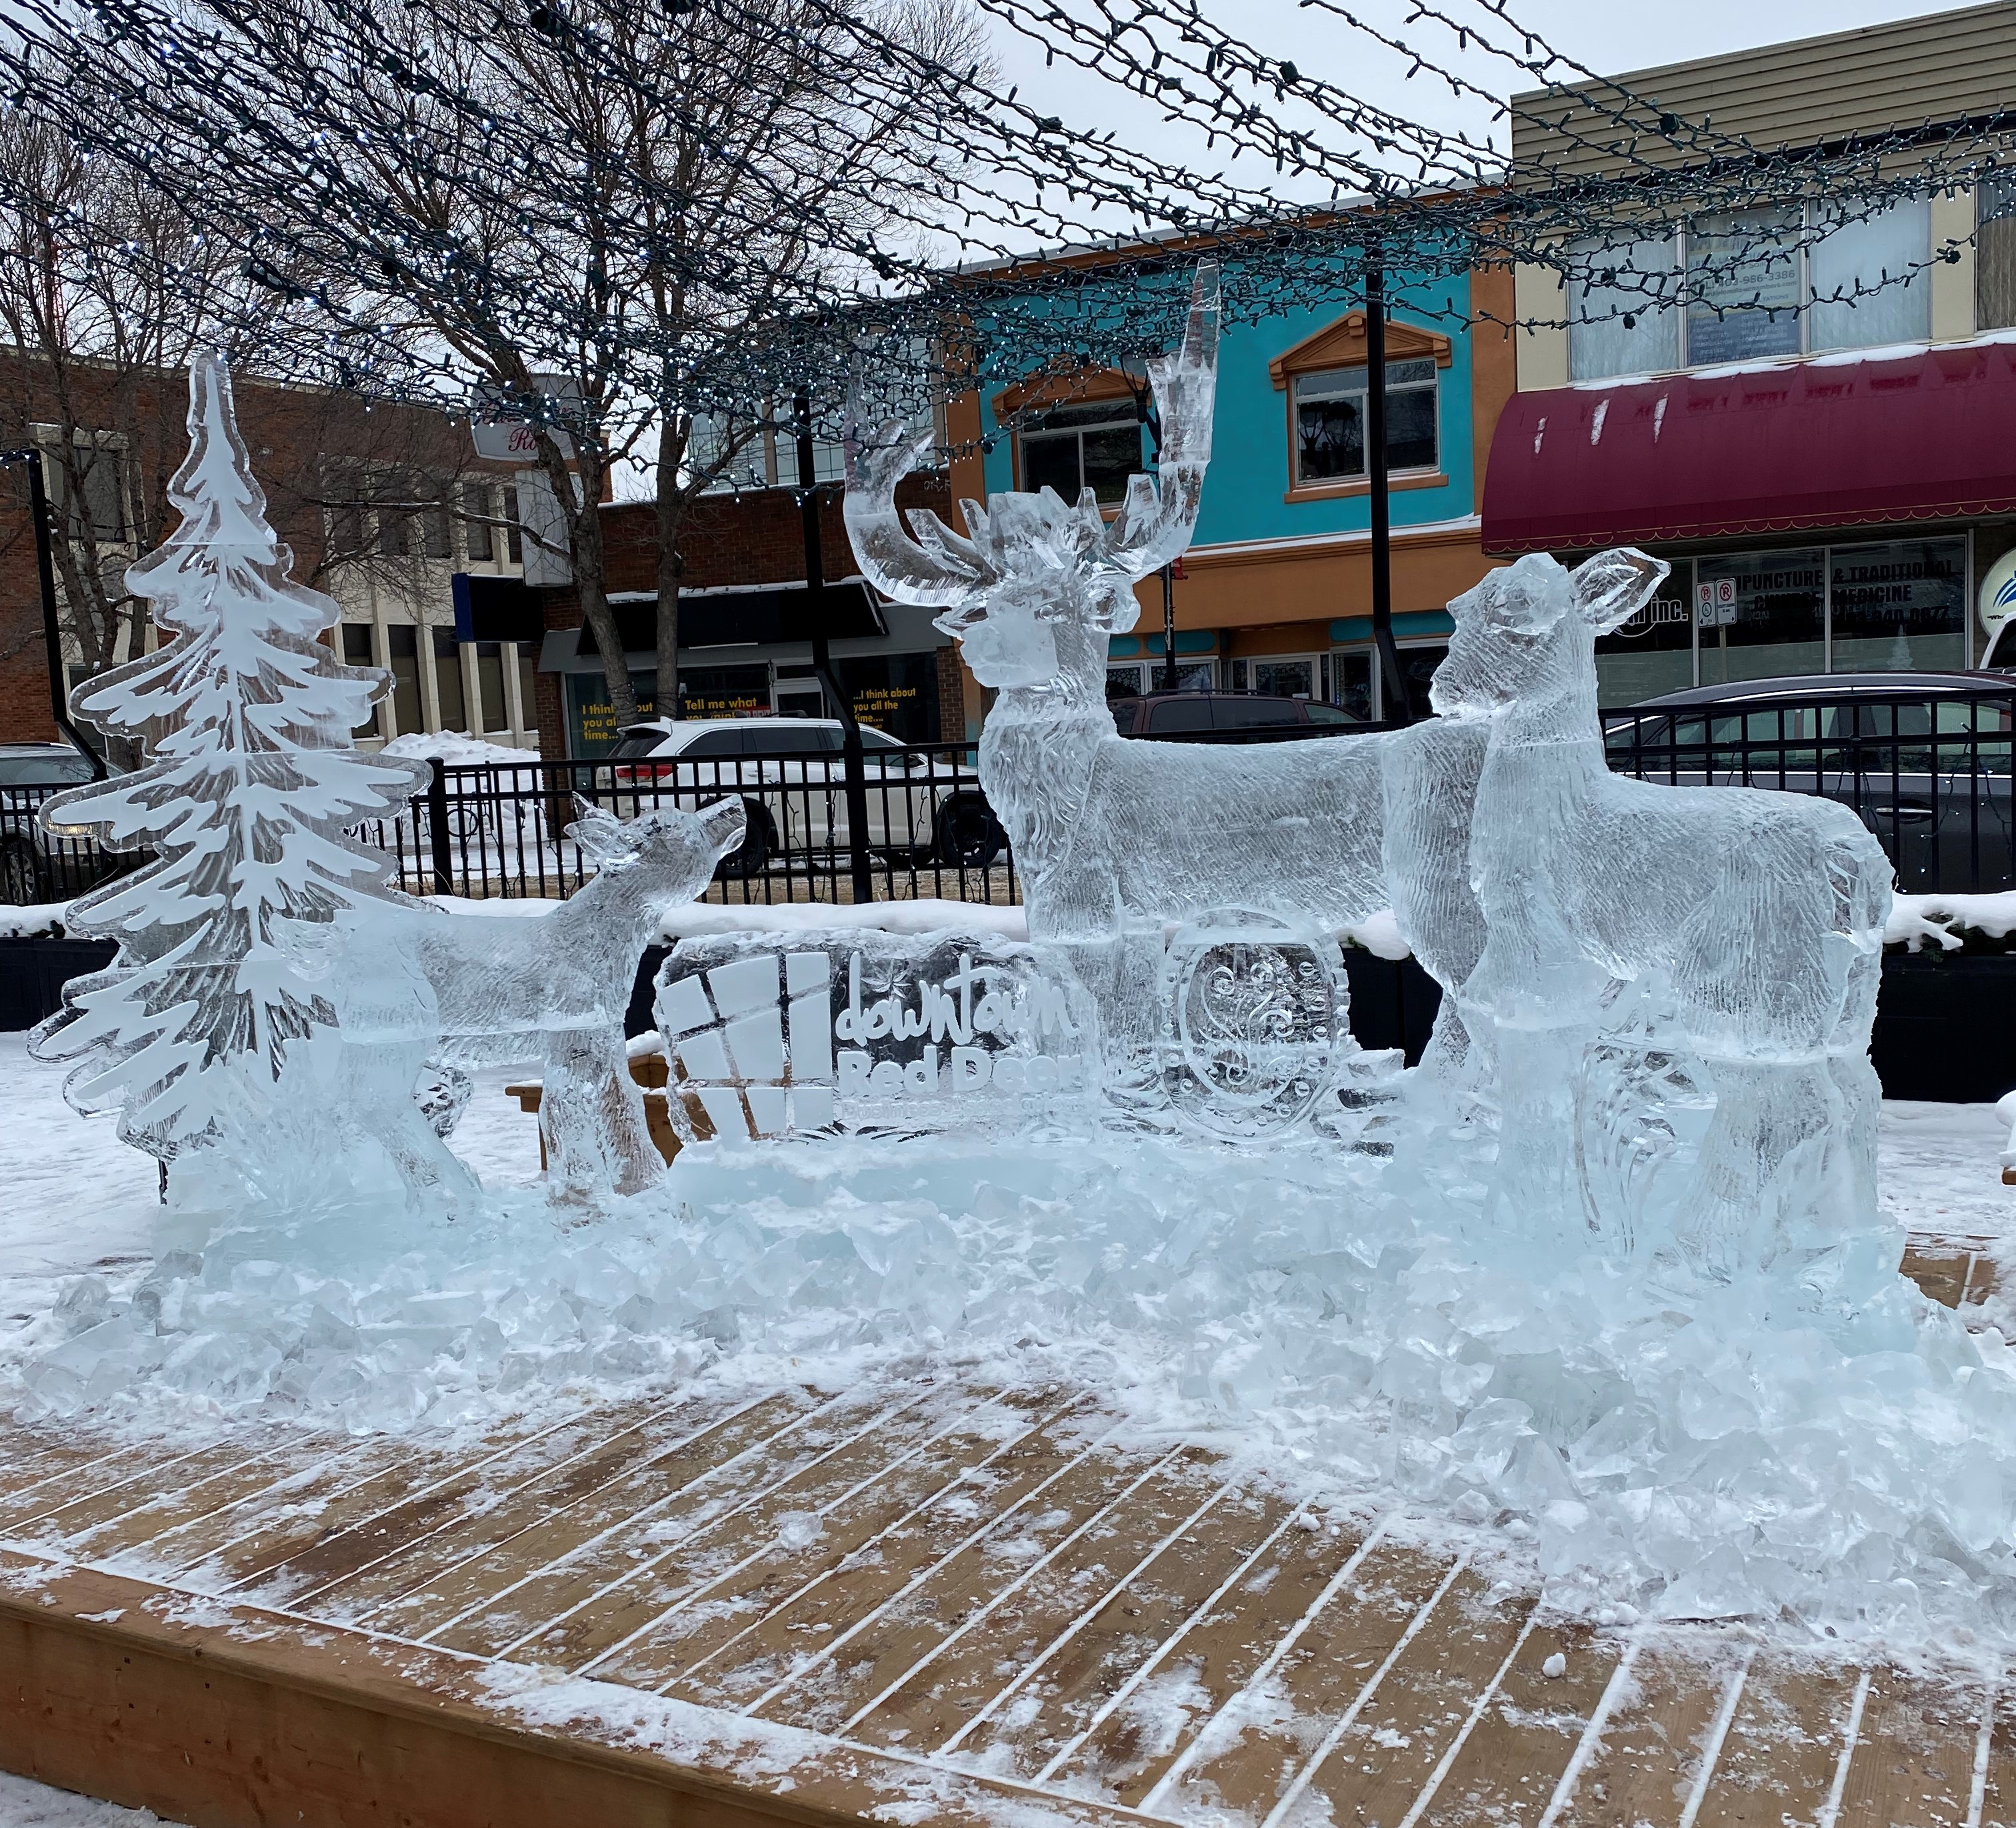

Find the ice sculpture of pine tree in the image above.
[{"left": 31, "top": 352, "right": 425, "bottom": 1163}]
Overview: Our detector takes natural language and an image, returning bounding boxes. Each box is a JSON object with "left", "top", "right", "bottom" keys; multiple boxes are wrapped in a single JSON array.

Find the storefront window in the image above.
[
  {"left": 1827, "top": 538, "right": 1966, "bottom": 673},
  {"left": 1326, "top": 651, "right": 1374, "bottom": 721},
  {"left": 1595, "top": 561, "right": 1693, "bottom": 708},
  {"left": 1383, "top": 645, "right": 1447, "bottom": 721},
  {"left": 1696, "top": 549, "right": 1826, "bottom": 687},
  {"left": 1231, "top": 656, "right": 1319, "bottom": 698}
]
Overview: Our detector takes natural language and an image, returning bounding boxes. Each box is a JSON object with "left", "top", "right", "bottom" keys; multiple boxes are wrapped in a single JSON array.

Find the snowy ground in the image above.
[{"left": 4, "top": 1025, "right": 2016, "bottom": 1805}]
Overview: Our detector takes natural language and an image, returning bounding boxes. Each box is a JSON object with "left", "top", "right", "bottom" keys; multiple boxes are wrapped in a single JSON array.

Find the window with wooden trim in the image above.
[{"left": 1269, "top": 311, "right": 1452, "bottom": 497}]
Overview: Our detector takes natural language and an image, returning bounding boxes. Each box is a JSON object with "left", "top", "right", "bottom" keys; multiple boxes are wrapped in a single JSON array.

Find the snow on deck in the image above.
[{"left": 1, "top": 1327, "right": 2013, "bottom": 1828}]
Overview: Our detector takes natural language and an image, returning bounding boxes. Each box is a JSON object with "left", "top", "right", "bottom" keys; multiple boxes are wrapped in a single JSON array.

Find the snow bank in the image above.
[
  {"left": 380, "top": 731, "right": 539, "bottom": 767},
  {"left": 1886, "top": 890, "right": 2016, "bottom": 952},
  {"left": 0, "top": 902, "right": 71, "bottom": 939}
]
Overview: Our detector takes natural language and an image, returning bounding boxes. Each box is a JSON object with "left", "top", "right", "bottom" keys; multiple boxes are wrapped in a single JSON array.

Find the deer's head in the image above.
[
  {"left": 1432, "top": 548, "right": 1668, "bottom": 723},
  {"left": 568, "top": 796, "right": 747, "bottom": 905},
  {"left": 845, "top": 264, "right": 1219, "bottom": 697}
]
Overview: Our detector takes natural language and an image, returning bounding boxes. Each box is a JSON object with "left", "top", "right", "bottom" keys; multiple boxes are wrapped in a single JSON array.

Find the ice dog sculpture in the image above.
[
  {"left": 332, "top": 797, "right": 747, "bottom": 1206},
  {"left": 1389, "top": 549, "right": 1892, "bottom": 1275},
  {"left": 845, "top": 266, "right": 1395, "bottom": 1106}
]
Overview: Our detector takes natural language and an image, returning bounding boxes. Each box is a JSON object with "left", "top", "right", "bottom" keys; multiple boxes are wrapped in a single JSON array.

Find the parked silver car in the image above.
[{"left": 603, "top": 717, "right": 1005, "bottom": 873}]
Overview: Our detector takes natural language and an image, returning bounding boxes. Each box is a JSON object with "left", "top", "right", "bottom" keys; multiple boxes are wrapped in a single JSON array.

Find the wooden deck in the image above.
[{"left": 0, "top": 1235, "right": 2007, "bottom": 1828}]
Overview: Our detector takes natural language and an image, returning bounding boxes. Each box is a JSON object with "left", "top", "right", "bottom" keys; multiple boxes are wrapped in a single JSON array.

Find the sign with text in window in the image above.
[{"left": 652, "top": 929, "right": 1096, "bottom": 1143}]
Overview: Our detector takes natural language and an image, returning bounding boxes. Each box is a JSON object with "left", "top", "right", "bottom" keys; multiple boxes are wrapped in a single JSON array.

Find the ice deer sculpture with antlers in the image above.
[{"left": 845, "top": 265, "right": 1396, "bottom": 1071}]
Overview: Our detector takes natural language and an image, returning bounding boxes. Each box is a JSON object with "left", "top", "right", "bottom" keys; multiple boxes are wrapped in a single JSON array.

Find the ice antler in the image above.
[
  {"left": 1101, "top": 261, "right": 1219, "bottom": 577},
  {"left": 841, "top": 411, "right": 996, "bottom": 611}
]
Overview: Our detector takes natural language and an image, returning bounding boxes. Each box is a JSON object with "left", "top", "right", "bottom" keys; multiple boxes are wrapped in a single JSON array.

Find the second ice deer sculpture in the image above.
[
  {"left": 332, "top": 797, "right": 746, "bottom": 1207},
  {"left": 1393, "top": 548, "right": 1892, "bottom": 1277},
  {"left": 845, "top": 266, "right": 1395, "bottom": 1116}
]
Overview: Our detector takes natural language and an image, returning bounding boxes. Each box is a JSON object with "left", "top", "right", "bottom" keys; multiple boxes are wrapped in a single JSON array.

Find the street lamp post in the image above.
[{"left": 1363, "top": 245, "right": 1409, "bottom": 726}]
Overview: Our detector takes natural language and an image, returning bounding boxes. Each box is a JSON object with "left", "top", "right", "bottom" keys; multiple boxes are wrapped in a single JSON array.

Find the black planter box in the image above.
[{"left": 0, "top": 937, "right": 118, "bottom": 1032}]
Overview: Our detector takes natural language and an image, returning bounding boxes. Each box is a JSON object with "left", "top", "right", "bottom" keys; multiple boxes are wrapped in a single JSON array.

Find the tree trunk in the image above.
[{"left": 536, "top": 434, "right": 637, "bottom": 731}]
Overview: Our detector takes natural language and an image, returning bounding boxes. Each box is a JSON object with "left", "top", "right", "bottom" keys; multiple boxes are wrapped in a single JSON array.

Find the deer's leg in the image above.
[
  {"left": 1681, "top": 1058, "right": 1843, "bottom": 1281},
  {"left": 540, "top": 1027, "right": 661, "bottom": 1203},
  {"left": 340, "top": 1043, "right": 480, "bottom": 1215},
  {"left": 1483, "top": 1019, "right": 1591, "bottom": 1244}
]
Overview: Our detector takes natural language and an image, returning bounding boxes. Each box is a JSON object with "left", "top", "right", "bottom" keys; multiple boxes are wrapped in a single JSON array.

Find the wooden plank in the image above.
[
  {"left": 39, "top": 1436, "right": 369, "bottom": 1565},
  {"left": 98, "top": 1432, "right": 423, "bottom": 1581},
  {"left": 584, "top": 1403, "right": 1121, "bottom": 1701},
  {"left": 8, "top": 1436, "right": 280, "bottom": 1546},
  {"left": 297, "top": 1385, "right": 805, "bottom": 1624},
  {"left": 1689, "top": 1655, "right": 1862, "bottom": 1828},
  {"left": 1406, "top": 1620, "right": 1621, "bottom": 1827},
  {"left": 940, "top": 1485, "right": 1296, "bottom": 1782},
  {"left": 1050, "top": 1507, "right": 1378, "bottom": 1807},
  {"left": 583, "top": 1389, "right": 1063, "bottom": 1695},
  {"left": 727, "top": 1419, "right": 1160, "bottom": 1731},
  {"left": 217, "top": 1398, "right": 683, "bottom": 1605},
  {"left": 399, "top": 1378, "right": 967, "bottom": 1669},
  {"left": 1974, "top": 1683, "right": 2016, "bottom": 1828},
  {"left": 168, "top": 1409, "right": 589, "bottom": 1595},
  {"left": 1543, "top": 1642, "right": 1748, "bottom": 1828},
  {"left": 1159, "top": 1549, "right": 1511, "bottom": 1827},
  {"left": 0, "top": 1546, "right": 1148, "bottom": 1828},
  {"left": 848, "top": 1453, "right": 1240, "bottom": 1759},
  {"left": 1902, "top": 1247, "right": 1971, "bottom": 1310},
  {"left": 0, "top": 1425, "right": 138, "bottom": 1512},
  {"left": 427, "top": 1383, "right": 940, "bottom": 1664},
  {"left": 1834, "top": 1668, "right": 1983, "bottom": 1828}
]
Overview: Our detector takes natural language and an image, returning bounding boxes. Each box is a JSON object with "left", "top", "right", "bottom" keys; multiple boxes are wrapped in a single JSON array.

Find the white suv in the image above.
[{"left": 603, "top": 718, "right": 1004, "bottom": 874}]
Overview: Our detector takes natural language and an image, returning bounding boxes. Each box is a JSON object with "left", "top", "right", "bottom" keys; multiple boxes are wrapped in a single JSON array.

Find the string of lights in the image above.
[{"left": 6, "top": 0, "right": 2013, "bottom": 461}]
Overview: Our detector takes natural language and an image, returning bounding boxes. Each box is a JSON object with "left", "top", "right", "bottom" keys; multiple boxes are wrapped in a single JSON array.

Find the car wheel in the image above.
[
  {"left": 936, "top": 798, "right": 1004, "bottom": 869},
  {"left": 0, "top": 839, "right": 45, "bottom": 905},
  {"left": 715, "top": 799, "right": 773, "bottom": 878}
]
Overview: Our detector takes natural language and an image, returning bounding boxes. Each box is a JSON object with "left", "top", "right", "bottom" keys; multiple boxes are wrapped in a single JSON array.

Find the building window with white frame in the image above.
[
  {"left": 1567, "top": 197, "right": 1933, "bottom": 381},
  {"left": 1017, "top": 399, "right": 1145, "bottom": 505},
  {"left": 1291, "top": 361, "right": 1439, "bottom": 485}
]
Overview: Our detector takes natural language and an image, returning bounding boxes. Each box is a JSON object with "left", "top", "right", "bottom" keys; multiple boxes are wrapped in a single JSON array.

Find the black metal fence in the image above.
[
  {"left": 359, "top": 742, "right": 1021, "bottom": 907},
  {"left": 1602, "top": 687, "right": 2016, "bottom": 895},
  {"left": 7, "top": 688, "right": 2014, "bottom": 908},
  {"left": 0, "top": 781, "right": 131, "bottom": 903}
]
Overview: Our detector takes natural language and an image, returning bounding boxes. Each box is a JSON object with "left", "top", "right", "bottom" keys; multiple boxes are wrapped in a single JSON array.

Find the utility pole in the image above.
[
  {"left": 1364, "top": 245, "right": 1409, "bottom": 725},
  {"left": 794, "top": 391, "right": 873, "bottom": 901}
]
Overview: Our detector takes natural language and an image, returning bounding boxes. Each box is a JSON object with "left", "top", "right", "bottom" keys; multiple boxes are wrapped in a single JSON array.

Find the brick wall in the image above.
[{"left": 0, "top": 351, "right": 513, "bottom": 747}]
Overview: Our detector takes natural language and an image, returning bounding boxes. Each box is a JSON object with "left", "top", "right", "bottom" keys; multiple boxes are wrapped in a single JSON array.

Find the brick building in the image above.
[
  {"left": 0, "top": 351, "right": 529, "bottom": 751},
  {"left": 528, "top": 469, "right": 965, "bottom": 758}
]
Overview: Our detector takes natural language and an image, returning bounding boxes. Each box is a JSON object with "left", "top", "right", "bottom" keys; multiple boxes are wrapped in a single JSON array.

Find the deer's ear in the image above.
[
  {"left": 698, "top": 796, "right": 747, "bottom": 858},
  {"left": 567, "top": 797, "right": 637, "bottom": 867},
  {"left": 1574, "top": 548, "right": 1669, "bottom": 633}
]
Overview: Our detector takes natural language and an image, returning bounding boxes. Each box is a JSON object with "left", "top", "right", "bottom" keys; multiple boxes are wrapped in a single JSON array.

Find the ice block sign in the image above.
[{"left": 651, "top": 929, "right": 1095, "bottom": 1141}]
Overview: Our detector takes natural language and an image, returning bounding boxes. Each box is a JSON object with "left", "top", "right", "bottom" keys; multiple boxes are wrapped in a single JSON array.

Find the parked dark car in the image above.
[
  {"left": 1603, "top": 672, "right": 2016, "bottom": 893},
  {"left": 1110, "top": 692, "right": 1367, "bottom": 737},
  {"left": 0, "top": 743, "right": 113, "bottom": 904}
]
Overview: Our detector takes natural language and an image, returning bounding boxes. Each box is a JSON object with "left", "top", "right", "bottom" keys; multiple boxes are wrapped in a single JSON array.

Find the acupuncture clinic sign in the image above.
[{"left": 652, "top": 928, "right": 1093, "bottom": 1140}]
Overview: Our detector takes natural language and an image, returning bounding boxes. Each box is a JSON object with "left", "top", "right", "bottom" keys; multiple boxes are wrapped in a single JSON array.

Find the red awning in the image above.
[{"left": 1481, "top": 337, "right": 2016, "bottom": 555}]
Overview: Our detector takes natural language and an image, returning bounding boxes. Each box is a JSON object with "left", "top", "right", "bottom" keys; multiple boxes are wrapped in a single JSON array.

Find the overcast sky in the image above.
[{"left": 976, "top": 0, "right": 1984, "bottom": 226}]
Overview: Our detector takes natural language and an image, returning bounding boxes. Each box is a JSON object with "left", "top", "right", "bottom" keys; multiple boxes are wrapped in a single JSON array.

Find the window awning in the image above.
[{"left": 1481, "top": 335, "right": 2016, "bottom": 556}]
